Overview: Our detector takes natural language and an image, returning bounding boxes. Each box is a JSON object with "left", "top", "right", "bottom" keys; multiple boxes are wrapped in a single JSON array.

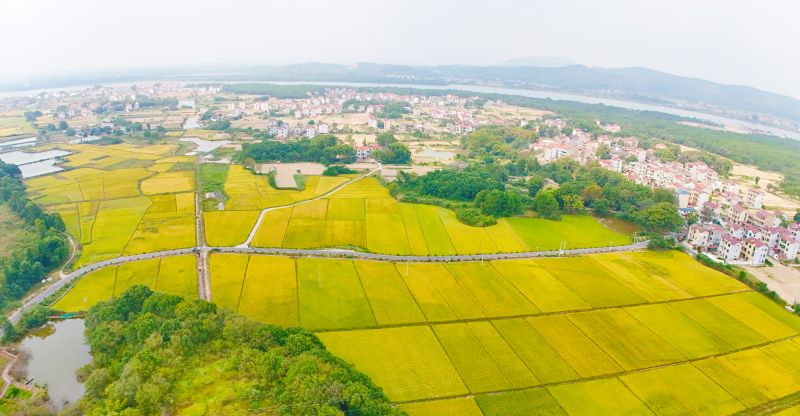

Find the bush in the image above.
[
  {"left": 322, "top": 165, "right": 356, "bottom": 176},
  {"left": 647, "top": 235, "right": 678, "bottom": 251},
  {"left": 456, "top": 207, "right": 497, "bottom": 227}
]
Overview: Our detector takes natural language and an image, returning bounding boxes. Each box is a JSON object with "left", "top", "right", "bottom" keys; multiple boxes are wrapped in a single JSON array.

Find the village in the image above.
[
  {"left": 530, "top": 119, "right": 800, "bottom": 266},
  {"left": 6, "top": 82, "right": 800, "bottom": 269}
]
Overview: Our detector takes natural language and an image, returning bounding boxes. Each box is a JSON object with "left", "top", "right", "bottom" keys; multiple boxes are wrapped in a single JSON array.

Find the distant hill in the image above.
[
  {"left": 195, "top": 62, "right": 800, "bottom": 124},
  {"left": 4, "top": 62, "right": 800, "bottom": 126},
  {"left": 498, "top": 56, "right": 574, "bottom": 67}
]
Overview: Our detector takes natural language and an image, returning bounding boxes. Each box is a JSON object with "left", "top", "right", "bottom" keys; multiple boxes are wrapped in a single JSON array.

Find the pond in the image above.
[
  {"left": 18, "top": 319, "right": 91, "bottom": 409},
  {"left": 179, "top": 136, "right": 229, "bottom": 153},
  {"left": 0, "top": 137, "right": 37, "bottom": 149},
  {"left": 0, "top": 149, "right": 71, "bottom": 178},
  {"left": 183, "top": 116, "right": 200, "bottom": 129},
  {"left": 0, "top": 149, "right": 70, "bottom": 165},
  {"left": 597, "top": 216, "right": 640, "bottom": 235},
  {"left": 17, "top": 159, "right": 65, "bottom": 178}
]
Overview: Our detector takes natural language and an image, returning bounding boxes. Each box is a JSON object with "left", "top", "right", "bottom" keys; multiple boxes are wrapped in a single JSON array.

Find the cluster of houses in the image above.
[
  {"left": 688, "top": 216, "right": 799, "bottom": 265},
  {"left": 266, "top": 120, "right": 331, "bottom": 139},
  {"left": 528, "top": 119, "right": 800, "bottom": 266}
]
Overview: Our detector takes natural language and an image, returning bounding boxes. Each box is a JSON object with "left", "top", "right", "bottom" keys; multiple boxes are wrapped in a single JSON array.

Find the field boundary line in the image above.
[
  {"left": 240, "top": 165, "right": 381, "bottom": 247},
  {"left": 351, "top": 262, "right": 380, "bottom": 328},
  {"left": 391, "top": 334, "right": 800, "bottom": 406},
  {"left": 235, "top": 256, "right": 252, "bottom": 313},
  {"left": 310, "top": 289, "right": 755, "bottom": 333}
]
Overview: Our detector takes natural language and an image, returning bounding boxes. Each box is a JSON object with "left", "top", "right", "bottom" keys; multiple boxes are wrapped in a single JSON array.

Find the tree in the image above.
[
  {"left": 376, "top": 132, "right": 397, "bottom": 147},
  {"left": 592, "top": 198, "right": 611, "bottom": 216},
  {"left": 561, "top": 194, "right": 585, "bottom": 213},
  {"left": 634, "top": 202, "right": 683, "bottom": 231},
  {"left": 373, "top": 142, "right": 411, "bottom": 165},
  {"left": 755, "top": 176, "right": 761, "bottom": 185},
  {"left": 533, "top": 190, "right": 560, "bottom": 220},
  {"left": 527, "top": 175, "right": 546, "bottom": 196},
  {"left": 595, "top": 143, "right": 611, "bottom": 159},
  {"left": 794, "top": 210, "right": 800, "bottom": 223},
  {"left": 456, "top": 207, "right": 496, "bottom": 226},
  {"left": 580, "top": 184, "right": 603, "bottom": 203},
  {"left": 475, "top": 189, "right": 524, "bottom": 217},
  {"left": 652, "top": 188, "right": 676, "bottom": 204},
  {"left": 648, "top": 235, "right": 676, "bottom": 251},
  {"left": 58, "top": 120, "right": 69, "bottom": 130}
]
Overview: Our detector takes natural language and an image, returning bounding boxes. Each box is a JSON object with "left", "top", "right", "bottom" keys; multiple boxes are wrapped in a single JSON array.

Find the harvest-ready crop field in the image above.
[
  {"left": 69, "top": 251, "right": 799, "bottom": 416},
  {"left": 29, "top": 152, "right": 800, "bottom": 414},
  {"left": 54, "top": 255, "right": 197, "bottom": 311},
  {"left": 244, "top": 177, "right": 630, "bottom": 253},
  {"left": 24, "top": 144, "right": 197, "bottom": 265},
  {"left": 203, "top": 165, "right": 351, "bottom": 245},
  {"left": 187, "top": 250, "right": 800, "bottom": 414}
]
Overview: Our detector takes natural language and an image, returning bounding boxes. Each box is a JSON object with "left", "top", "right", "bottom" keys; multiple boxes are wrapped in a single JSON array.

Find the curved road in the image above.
[
  {"left": 240, "top": 165, "right": 381, "bottom": 246},
  {"left": 7, "top": 167, "right": 648, "bottom": 325},
  {"left": 8, "top": 240, "right": 648, "bottom": 325}
]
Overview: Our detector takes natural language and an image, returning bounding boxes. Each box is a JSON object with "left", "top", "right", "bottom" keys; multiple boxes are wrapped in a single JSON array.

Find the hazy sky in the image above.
[{"left": 1, "top": 0, "right": 798, "bottom": 98}]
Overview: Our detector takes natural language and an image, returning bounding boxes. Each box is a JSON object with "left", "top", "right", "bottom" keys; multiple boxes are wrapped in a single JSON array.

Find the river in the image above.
[
  {"left": 1, "top": 80, "right": 798, "bottom": 140},
  {"left": 17, "top": 319, "right": 90, "bottom": 409}
]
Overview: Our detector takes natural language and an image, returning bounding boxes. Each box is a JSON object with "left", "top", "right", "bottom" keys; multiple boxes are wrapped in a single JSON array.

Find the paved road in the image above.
[
  {"left": 8, "top": 248, "right": 196, "bottom": 324},
  {"left": 7, "top": 241, "right": 649, "bottom": 324},
  {"left": 194, "top": 165, "right": 211, "bottom": 300}
]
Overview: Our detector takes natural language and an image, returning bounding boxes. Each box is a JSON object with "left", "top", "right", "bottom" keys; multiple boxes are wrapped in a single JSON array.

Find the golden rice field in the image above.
[
  {"left": 0, "top": 115, "right": 36, "bottom": 137},
  {"left": 191, "top": 250, "right": 800, "bottom": 414},
  {"left": 51, "top": 211, "right": 800, "bottom": 414},
  {"left": 24, "top": 144, "right": 196, "bottom": 266},
  {"left": 30, "top": 151, "right": 800, "bottom": 414},
  {"left": 239, "top": 176, "right": 630, "bottom": 253},
  {"left": 53, "top": 255, "right": 197, "bottom": 311}
]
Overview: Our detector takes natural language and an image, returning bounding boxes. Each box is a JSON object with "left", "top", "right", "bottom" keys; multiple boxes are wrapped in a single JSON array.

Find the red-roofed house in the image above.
[
  {"left": 718, "top": 235, "right": 742, "bottom": 263},
  {"left": 742, "top": 238, "right": 768, "bottom": 265},
  {"left": 727, "top": 204, "right": 749, "bottom": 224}
]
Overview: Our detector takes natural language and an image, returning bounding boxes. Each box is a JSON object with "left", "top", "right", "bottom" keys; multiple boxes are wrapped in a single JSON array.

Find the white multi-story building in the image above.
[
  {"left": 746, "top": 188, "right": 765, "bottom": 209},
  {"left": 742, "top": 238, "right": 768, "bottom": 265},
  {"left": 687, "top": 224, "right": 710, "bottom": 249},
  {"left": 718, "top": 235, "right": 742, "bottom": 262},
  {"left": 749, "top": 210, "right": 779, "bottom": 229}
]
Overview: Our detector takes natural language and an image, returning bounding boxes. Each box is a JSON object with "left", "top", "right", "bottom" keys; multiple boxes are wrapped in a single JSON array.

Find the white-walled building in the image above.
[
  {"left": 746, "top": 188, "right": 765, "bottom": 209},
  {"left": 742, "top": 238, "right": 769, "bottom": 265},
  {"left": 718, "top": 235, "right": 742, "bottom": 262}
]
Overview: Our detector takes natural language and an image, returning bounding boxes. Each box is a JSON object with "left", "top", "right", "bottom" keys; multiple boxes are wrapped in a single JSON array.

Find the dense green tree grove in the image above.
[
  {"left": 372, "top": 142, "right": 411, "bottom": 165},
  {"left": 238, "top": 135, "right": 357, "bottom": 165},
  {"left": 474, "top": 189, "right": 524, "bottom": 217},
  {"left": 376, "top": 101, "right": 410, "bottom": 119},
  {"left": 528, "top": 160, "right": 682, "bottom": 231},
  {"left": 460, "top": 126, "right": 537, "bottom": 159},
  {"left": 395, "top": 167, "right": 504, "bottom": 201},
  {"left": 73, "top": 286, "right": 402, "bottom": 415},
  {"left": 0, "top": 161, "right": 68, "bottom": 312}
]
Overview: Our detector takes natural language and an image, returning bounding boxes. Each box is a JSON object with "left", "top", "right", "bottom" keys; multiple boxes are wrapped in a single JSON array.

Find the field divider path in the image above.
[
  {"left": 239, "top": 165, "right": 381, "bottom": 247},
  {"left": 390, "top": 333, "right": 800, "bottom": 406},
  {"left": 310, "top": 288, "right": 753, "bottom": 333}
]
